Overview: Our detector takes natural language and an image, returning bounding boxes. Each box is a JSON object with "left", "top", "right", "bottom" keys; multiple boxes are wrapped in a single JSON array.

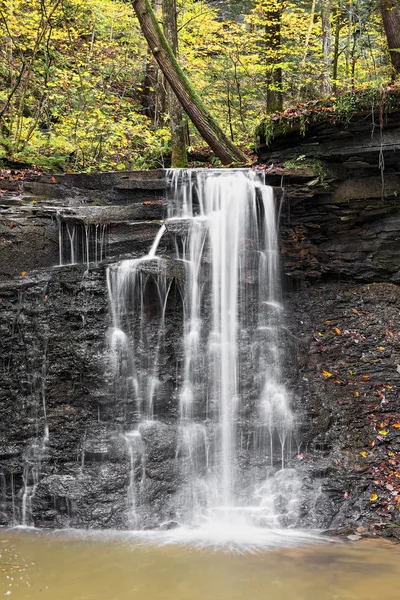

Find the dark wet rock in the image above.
[
  {"left": 1, "top": 115, "right": 400, "bottom": 535},
  {"left": 160, "top": 520, "right": 179, "bottom": 530},
  {"left": 286, "top": 282, "right": 400, "bottom": 531},
  {"left": 10, "top": 170, "right": 166, "bottom": 205}
]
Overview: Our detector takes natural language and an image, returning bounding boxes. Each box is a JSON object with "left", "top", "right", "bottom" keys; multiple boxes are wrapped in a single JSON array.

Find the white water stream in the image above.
[{"left": 107, "top": 169, "right": 300, "bottom": 541}]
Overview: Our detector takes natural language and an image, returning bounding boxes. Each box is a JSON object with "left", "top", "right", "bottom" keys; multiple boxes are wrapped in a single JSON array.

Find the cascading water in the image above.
[
  {"left": 107, "top": 169, "right": 303, "bottom": 542},
  {"left": 57, "top": 217, "right": 108, "bottom": 267}
]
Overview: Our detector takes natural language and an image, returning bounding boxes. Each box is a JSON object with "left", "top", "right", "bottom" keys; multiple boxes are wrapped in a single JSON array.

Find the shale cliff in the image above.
[
  {"left": 0, "top": 107, "right": 400, "bottom": 537},
  {"left": 259, "top": 104, "right": 400, "bottom": 538}
]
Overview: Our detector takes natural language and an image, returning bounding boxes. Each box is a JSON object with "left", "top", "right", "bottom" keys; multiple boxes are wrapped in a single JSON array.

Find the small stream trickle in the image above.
[{"left": 57, "top": 216, "right": 108, "bottom": 267}]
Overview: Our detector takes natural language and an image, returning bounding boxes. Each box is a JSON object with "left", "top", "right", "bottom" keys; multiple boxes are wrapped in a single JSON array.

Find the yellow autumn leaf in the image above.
[
  {"left": 323, "top": 370, "right": 333, "bottom": 378},
  {"left": 369, "top": 493, "right": 378, "bottom": 502},
  {"left": 378, "top": 429, "right": 389, "bottom": 436},
  {"left": 377, "top": 347, "right": 385, "bottom": 351},
  {"left": 361, "top": 451, "right": 367, "bottom": 458},
  {"left": 318, "top": 332, "right": 324, "bottom": 337},
  {"left": 392, "top": 424, "right": 400, "bottom": 429},
  {"left": 335, "top": 328, "right": 341, "bottom": 335}
]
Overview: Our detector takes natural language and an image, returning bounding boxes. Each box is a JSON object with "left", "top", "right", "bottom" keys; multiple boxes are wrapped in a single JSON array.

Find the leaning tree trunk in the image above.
[
  {"left": 131, "top": 0, "right": 247, "bottom": 165},
  {"left": 380, "top": 0, "right": 400, "bottom": 75},
  {"left": 162, "top": 0, "right": 188, "bottom": 167}
]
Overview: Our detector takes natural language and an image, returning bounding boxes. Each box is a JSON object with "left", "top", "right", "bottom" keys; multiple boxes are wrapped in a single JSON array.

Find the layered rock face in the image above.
[
  {"left": 260, "top": 109, "right": 400, "bottom": 536},
  {"left": 0, "top": 110, "right": 399, "bottom": 535},
  {"left": 0, "top": 171, "right": 173, "bottom": 528}
]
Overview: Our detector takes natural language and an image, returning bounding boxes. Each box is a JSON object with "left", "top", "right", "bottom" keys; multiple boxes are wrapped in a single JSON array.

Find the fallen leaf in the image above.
[
  {"left": 361, "top": 451, "right": 368, "bottom": 458},
  {"left": 323, "top": 370, "right": 333, "bottom": 378},
  {"left": 378, "top": 429, "right": 389, "bottom": 436},
  {"left": 392, "top": 423, "right": 400, "bottom": 429},
  {"left": 65, "top": 405, "right": 71, "bottom": 411},
  {"left": 370, "top": 493, "right": 378, "bottom": 502},
  {"left": 362, "top": 376, "right": 370, "bottom": 380},
  {"left": 9, "top": 221, "right": 14, "bottom": 228},
  {"left": 44, "top": 295, "right": 49, "bottom": 301},
  {"left": 51, "top": 176, "right": 56, "bottom": 183},
  {"left": 377, "top": 347, "right": 385, "bottom": 351},
  {"left": 21, "top": 271, "right": 26, "bottom": 277},
  {"left": 355, "top": 391, "right": 360, "bottom": 397},
  {"left": 335, "top": 328, "right": 342, "bottom": 335}
]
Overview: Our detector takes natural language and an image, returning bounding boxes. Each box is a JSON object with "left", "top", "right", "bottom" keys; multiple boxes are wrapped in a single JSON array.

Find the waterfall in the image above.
[
  {"left": 107, "top": 169, "right": 298, "bottom": 533},
  {"left": 57, "top": 217, "right": 108, "bottom": 267}
]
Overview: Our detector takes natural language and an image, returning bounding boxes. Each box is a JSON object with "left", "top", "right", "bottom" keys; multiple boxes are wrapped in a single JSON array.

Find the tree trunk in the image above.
[
  {"left": 345, "top": 0, "right": 353, "bottom": 84},
  {"left": 321, "top": 0, "right": 332, "bottom": 95},
  {"left": 265, "top": 5, "right": 283, "bottom": 113},
  {"left": 131, "top": 0, "right": 247, "bottom": 165},
  {"left": 332, "top": 2, "right": 342, "bottom": 93},
  {"left": 298, "top": 0, "right": 317, "bottom": 100},
  {"left": 380, "top": 0, "right": 400, "bottom": 75},
  {"left": 162, "top": 0, "right": 188, "bottom": 167},
  {"left": 141, "top": 0, "right": 165, "bottom": 128}
]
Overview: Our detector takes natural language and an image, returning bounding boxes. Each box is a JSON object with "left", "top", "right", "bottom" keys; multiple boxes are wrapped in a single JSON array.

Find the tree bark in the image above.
[
  {"left": 380, "top": 0, "right": 400, "bottom": 75},
  {"left": 298, "top": 0, "right": 317, "bottom": 100},
  {"left": 162, "top": 0, "right": 188, "bottom": 167},
  {"left": 265, "top": 5, "right": 283, "bottom": 113},
  {"left": 321, "top": 0, "right": 332, "bottom": 95},
  {"left": 131, "top": 0, "right": 247, "bottom": 165},
  {"left": 332, "top": 1, "right": 342, "bottom": 93}
]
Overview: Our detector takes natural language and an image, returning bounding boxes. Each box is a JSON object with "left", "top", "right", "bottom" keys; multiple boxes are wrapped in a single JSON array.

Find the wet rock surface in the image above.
[
  {"left": 286, "top": 281, "right": 400, "bottom": 536},
  {"left": 1, "top": 129, "right": 400, "bottom": 535}
]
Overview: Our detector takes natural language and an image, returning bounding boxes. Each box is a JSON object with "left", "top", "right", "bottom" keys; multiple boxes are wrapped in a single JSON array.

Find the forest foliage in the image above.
[{"left": 0, "top": 0, "right": 397, "bottom": 171}]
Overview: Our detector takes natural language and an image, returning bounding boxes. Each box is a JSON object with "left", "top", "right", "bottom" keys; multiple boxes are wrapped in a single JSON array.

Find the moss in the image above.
[
  {"left": 283, "top": 156, "right": 329, "bottom": 181},
  {"left": 256, "top": 84, "right": 400, "bottom": 146},
  {"left": 88, "top": 198, "right": 108, "bottom": 206}
]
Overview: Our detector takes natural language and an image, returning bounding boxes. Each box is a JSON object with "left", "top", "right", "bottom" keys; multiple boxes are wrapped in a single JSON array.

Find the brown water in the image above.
[{"left": 1, "top": 530, "right": 400, "bottom": 600}]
